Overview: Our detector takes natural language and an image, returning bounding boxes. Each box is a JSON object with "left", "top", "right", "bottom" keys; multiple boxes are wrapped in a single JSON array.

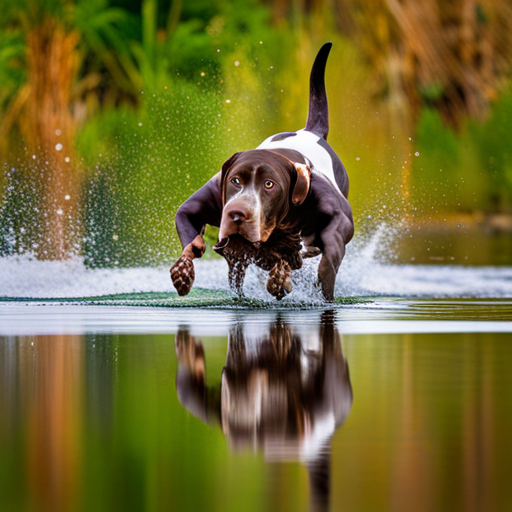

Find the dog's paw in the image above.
[
  {"left": 267, "top": 260, "right": 292, "bottom": 300},
  {"left": 170, "top": 255, "right": 195, "bottom": 296}
]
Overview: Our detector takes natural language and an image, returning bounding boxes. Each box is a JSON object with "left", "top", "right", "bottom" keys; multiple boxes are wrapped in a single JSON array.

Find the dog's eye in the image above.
[
  {"left": 230, "top": 177, "right": 241, "bottom": 185},
  {"left": 264, "top": 180, "right": 275, "bottom": 189}
]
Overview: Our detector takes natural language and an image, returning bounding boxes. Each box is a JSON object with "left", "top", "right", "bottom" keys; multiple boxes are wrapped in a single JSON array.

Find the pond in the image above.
[
  {"left": 1, "top": 229, "right": 512, "bottom": 512},
  {"left": 1, "top": 303, "right": 512, "bottom": 511}
]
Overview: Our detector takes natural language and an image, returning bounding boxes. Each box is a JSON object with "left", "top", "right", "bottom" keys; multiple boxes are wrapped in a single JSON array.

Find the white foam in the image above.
[{"left": 1, "top": 232, "right": 512, "bottom": 300}]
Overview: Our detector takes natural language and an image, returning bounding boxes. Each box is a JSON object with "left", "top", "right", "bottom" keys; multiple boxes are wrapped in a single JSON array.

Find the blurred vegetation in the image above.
[{"left": 1, "top": 0, "right": 512, "bottom": 265}]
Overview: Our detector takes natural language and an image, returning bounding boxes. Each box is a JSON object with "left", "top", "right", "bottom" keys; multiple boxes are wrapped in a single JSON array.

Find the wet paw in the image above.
[
  {"left": 267, "top": 260, "right": 292, "bottom": 300},
  {"left": 170, "top": 255, "right": 195, "bottom": 296}
]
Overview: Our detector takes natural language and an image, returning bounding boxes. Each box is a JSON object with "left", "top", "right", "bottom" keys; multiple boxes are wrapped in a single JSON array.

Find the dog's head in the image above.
[{"left": 218, "top": 149, "right": 311, "bottom": 244}]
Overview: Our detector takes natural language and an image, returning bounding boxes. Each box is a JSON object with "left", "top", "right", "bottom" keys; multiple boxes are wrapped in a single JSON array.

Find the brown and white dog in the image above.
[{"left": 170, "top": 43, "right": 354, "bottom": 301}]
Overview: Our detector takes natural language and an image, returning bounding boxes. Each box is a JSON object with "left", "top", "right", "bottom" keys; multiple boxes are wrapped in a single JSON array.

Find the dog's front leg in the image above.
[
  {"left": 170, "top": 175, "right": 222, "bottom": 296},
  {"left": 170, "top": 230, "right": 206, "bottom": 296},
  {"left": 267, "top": 259, "right": 292, "bottom": 300}
]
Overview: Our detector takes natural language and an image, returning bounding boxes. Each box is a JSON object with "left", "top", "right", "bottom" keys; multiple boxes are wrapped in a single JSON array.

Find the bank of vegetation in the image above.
[{"left": 1, "top": 0, "right": 511, "bottom": 265}]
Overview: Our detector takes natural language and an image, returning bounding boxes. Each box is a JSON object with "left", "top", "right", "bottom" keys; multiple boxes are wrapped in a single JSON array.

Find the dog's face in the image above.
[{"left": 219, "top": 150, "right": 311, "bottom": 243}]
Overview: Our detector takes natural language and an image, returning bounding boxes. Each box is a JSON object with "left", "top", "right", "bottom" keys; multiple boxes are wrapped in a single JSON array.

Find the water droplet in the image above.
[
  {"left": 55, "top": 129, "right": 62, "bottom": 136},
  {"left": 415, "top": 151, "right": 420, "bottom": 156},
  {"left": 225, "top": 99, "right": 231, "bottom": 104},
  {"left": 55, "top": 143, "right": 63, "bottom": 151},
  {"left": 234, "top": 61, "right": 240, "bottom": 67}
]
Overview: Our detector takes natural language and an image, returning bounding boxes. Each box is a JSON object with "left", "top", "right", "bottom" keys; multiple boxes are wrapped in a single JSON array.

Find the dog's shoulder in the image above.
[{"left": 258, "top": 130, "right": 348, "bottom": 197}]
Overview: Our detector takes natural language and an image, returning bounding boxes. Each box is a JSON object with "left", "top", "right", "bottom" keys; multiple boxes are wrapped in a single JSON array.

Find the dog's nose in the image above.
[{"left": 229, "top": 211, "right": 245, "bottom": 224}]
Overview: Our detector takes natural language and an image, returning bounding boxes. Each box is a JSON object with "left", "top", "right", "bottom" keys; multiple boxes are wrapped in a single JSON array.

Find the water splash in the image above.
[{"left": 1, "top": 225, "right": 512, "bottom": 300}]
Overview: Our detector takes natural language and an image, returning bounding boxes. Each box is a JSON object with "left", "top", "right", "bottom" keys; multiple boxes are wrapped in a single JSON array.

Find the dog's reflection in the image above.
[{"left": 175, "top": 311, "right": 352, "bottom": 511}]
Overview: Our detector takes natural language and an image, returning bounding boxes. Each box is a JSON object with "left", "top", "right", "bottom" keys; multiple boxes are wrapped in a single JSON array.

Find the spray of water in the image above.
[
  {"left": 2, "top": 88, "right": 511, "bottom": 302},
  {"left": 2, "top": 223, "right": 512, "bottom": 300}
]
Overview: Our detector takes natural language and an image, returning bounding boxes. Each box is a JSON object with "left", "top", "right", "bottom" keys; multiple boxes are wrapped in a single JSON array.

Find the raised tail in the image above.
[{"left": 304, "top": 42, "right": 332, "bottom": 140}]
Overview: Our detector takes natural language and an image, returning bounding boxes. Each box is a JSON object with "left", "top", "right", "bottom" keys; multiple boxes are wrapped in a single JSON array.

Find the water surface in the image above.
[
  {"left": 1, "top": 230, "right": 512, "bottom": 512},
  {"left": 1, "top": 300, "right": 512, "bottom": 512}
]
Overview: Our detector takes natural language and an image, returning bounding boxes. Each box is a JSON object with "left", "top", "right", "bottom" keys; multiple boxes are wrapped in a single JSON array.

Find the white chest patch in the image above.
[{"left": 258, "top": 129, "right": 341, "bottom": 193}]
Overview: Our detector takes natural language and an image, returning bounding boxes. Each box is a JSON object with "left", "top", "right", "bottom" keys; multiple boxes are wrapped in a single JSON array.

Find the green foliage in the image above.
[
  {"left": 411, "top": 90, "right": 512, "bottom": 215},
  {"left": 411, "top": 108, "right": 461, "bottom": 213},
  {"left": 0, "top": 31, "right": 25, "bottom": 111},
  {"left": 2, "top": 0, "right": 512, "bottom": 264},
  {"left": 0, "top": 0, "right": 69, "bottom": 26},
  {"left": 74, "top": 0, "right": 142, "bottom": 93},
  {"left": 464, "top": 89, "right": 512, "bottom": 213},
  {"left": 76, "top": 0, "right": 295, "bottom": 267},
  {"left": 79, "top": 82, "right": 228, "bottom": 267},
  {"left": 164, "top": 18, "right": 221, "bottom": 81}
]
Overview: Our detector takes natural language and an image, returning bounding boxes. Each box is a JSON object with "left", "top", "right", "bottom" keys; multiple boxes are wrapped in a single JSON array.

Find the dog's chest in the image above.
[{"left": 214, "top": 231, "right": 303, "bottom": 271}]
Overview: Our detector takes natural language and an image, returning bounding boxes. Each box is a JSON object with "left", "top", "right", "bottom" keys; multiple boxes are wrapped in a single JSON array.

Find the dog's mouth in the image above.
[
  {"left": 213, "top": 235, "right": 261, "bottom": 256},
  {"left": 218, "top": 219, "right": 263, "bottom": 244}
]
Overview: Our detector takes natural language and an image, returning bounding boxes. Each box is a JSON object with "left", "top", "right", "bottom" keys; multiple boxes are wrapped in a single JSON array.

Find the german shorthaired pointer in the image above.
[{"left": 170, "top": 43, "right": 354, "bottom": 301}]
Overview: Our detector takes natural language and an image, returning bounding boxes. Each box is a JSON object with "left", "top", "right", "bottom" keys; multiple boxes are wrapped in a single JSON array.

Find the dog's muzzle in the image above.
[{"left": 219, "top": 194, "right": 262, "bottom": 243}]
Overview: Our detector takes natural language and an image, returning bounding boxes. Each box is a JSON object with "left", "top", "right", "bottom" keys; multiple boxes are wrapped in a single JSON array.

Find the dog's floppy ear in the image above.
[
  {"left": 291, "top": 162, "right": 311, "bottom": 205},
  {"left": 220, "top": 152, "right": 241, "bottom": 203}
]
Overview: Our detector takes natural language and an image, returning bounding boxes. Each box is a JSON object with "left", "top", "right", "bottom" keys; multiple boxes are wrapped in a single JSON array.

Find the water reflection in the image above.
[
  {"left": 3, "top": 308, "right": 512, "bottom": 512},
  {"left": 175, "top": 311, "right": 352, "bottom": 512},
  {"left": 0, "top": 334, "right": 84, "bottom": 512}
]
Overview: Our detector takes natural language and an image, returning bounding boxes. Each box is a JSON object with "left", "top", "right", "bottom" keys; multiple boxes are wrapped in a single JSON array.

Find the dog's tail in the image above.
[{"left": 304, "top": 42, "right": 332, "bottom": 140}]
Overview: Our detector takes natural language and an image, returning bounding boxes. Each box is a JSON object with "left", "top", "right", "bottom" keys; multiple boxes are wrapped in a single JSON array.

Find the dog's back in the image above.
[{"left": 257, "top": 42, "right": 349, "bottom": 198}]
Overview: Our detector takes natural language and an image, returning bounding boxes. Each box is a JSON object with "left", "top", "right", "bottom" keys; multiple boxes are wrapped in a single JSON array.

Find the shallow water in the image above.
[
  {"left": 1, "top": 227, "right": 512, "bottom": 512},
  {"left": 1, "top": 303, "right": 512, "bottom": 512},
  {"left": 2, "top": 251, "right": 512, "bottom": 301}
]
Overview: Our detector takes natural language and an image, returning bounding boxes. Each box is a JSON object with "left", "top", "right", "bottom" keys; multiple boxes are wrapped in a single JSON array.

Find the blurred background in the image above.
[{"left": 1, "top": 0, "right": 512, "bottom": 268}]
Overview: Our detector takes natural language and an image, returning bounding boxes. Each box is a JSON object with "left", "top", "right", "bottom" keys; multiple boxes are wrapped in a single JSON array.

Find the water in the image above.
[
  {"left": 1, "top": 305, "right": 512, "bottom": 512},
  {"left": 2, "top": 229, "right": 512, "bottom": 301},
  {"left": 1, "top": 230, "right": 512, "bottom": 512}
]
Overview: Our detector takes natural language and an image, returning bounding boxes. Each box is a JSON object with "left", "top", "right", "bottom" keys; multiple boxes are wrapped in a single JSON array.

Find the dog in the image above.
[{"left": 170, "top": 42, "right": 354, "bottom": 301}]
